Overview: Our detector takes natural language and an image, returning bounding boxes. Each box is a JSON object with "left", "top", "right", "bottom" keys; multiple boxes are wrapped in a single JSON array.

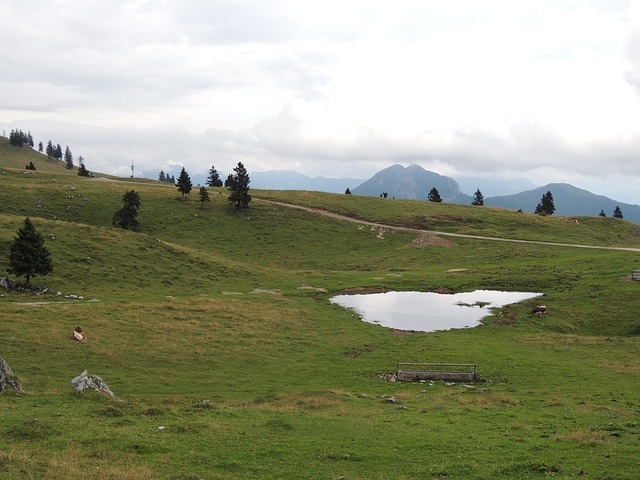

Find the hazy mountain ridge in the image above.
[
  {"left": 150, "top": 164, "right": 638, "bottom": 222},
  {"left": 352, "top": 164, "right": 472, "bottom": 203}
]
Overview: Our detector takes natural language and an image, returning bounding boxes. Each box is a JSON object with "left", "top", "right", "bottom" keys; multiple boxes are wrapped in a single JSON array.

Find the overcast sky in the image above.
[{"left": 2, "top": 0, "right": 640, "bottom": 203}]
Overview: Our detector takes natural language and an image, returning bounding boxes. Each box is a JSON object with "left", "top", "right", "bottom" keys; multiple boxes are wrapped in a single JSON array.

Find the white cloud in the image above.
[{"left": 1, "top": 0, "right": 639, "bottom": 203}]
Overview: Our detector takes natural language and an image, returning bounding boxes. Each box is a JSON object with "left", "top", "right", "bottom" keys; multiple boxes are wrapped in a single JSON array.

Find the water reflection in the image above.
[{"left": 330, "top": 290, "right": 542, "bottom": 332}]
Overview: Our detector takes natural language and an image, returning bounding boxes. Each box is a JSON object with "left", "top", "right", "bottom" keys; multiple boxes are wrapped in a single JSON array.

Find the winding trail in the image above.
[{"left": 256, "top": 198, "right": 640, "bottom": 253}]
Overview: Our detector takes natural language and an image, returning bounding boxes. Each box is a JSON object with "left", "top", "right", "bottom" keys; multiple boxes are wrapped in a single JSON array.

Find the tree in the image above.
[
  {"left": 77, "top": 163, "right": 91, "bottom": 177},
  {"left": 7, "top": 217, "right": 53, "bottom": 288},
  {"left": 613, "top": 206, "right": 623, "bottom": 219},
  {"left": 176, "top": 167, "right": 192, "bottom": 198},
  {"left": 25, "top": 161, "right": 36, "bottom": 171},
  {"left": 227, "top": 161, "right": 251, "bottom": 210},
  {"left": 428, "top": 187, "right": 442, "bottom": 203},
  {"left": 64, "top": 146, "right": 73, "bottom": 169},
  {"left": 38, "top": 141, "right": 43, "bottom": 153},
  {"left": 206, "top": 165, "right": 223, "bottom": 187},
  {"left": 46, "top": 140, "right": 54, "bottom": 157},
  {"left": 535, "top": 191, "right": 555, "bottom": 216},
  {"left": 599, "top": 210, "right": 606, "bottom": 217},
  {"left": 55, "top": 144, "right": 63, "bottom": 162},
  {"left": 112, "top": 190, "right": 141, "bottom": 230},
  {"left": 345, "top": 188, "right": 351, "bottom": 195},
  {"left": 158, "top": 170, "right": 166, "bottom": 182},
  {"left": 199, "top": 186, "right": 210, "bottom": 207},
  {"left": 471, "top": 188, "right": 484, "bottom": 206}
]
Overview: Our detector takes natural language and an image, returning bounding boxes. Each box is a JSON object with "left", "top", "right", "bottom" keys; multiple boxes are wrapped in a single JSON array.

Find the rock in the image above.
[
  {"left": 71, "top": 370, "right": 114, "bottom": 397},
  {"left": 0, "top": 357, "right": 24, "bottom": 393}
]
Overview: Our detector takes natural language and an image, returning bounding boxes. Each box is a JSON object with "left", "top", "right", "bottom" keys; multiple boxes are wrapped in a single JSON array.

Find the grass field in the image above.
[{"left": 1, "top": 138, "right": 640, "bottom": 479}]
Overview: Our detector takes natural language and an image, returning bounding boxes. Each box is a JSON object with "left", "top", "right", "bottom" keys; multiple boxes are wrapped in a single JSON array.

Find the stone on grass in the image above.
[
  {"left": 0, "top": 357, "right": 24, "bottom": 393},
  {"left": 71, "top": 370, "right": 114, "bottom": 397}
]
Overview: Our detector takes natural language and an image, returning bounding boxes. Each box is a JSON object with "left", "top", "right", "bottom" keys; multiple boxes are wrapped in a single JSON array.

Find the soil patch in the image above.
[{"left": 340, "top": 286, "right": 392, "bottom": 295}]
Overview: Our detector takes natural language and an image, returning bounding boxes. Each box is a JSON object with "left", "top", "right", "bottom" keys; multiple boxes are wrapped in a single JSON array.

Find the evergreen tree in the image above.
[
  {"left": 38, "top": 141, "right": 43, "bottom": 153},
  {"left": 535, "top": 191, "right": 555, "bottom": 216},
  {"left": 199, "top": 186, "right": 210, "bottom": 207},
  {"left": 471, "top": 188, "right": 484, "bottom": 206},
  {"left": 599, "top": 210, "right": 606, "bottom": 217},
  {"left": 64, "top": 146, "right": 73, "bottom": 169},
  {"left": 345, "top": 188, "right": 351, "bottom": 195},
  {"left": 46, "top": 140, "right": 54, "bottom": 157},
  {"left": 55, "top": 144, "right": 63, "bottom": 161},
  {"left": 428, "top": 187, "right": 442, "bottom": 203},
  {"left": 27, "top": 131, "right": 34, "bottom": 148},
  {"left": 224, "top": 174, "right": 233, "bottom": 188},
  {"left": 112, "top": 190, "right": 141, "bottom": 230},
  {"left": 206, "top": 165, "right": 223, "bottom": 187},
  {"left": 170, "top": 174, "right": 176, "bottom": 184},
  {"left": 158, "top": 170, "right": 166, "bottom": 182},
  {"left": 7, "top": 217, "right": 53, "bottom": 288},
  {"left": 613, "top": 206, "right": 623, "bottom": 219},
  {"left": 77, "top": 163, "right": 91, "bottom": 177},
  {"left": 176, "top": 167, "right": 193, "bottom": 198},
  {"left": 227, "top": 162, "right": 251, "bottom": 210}
]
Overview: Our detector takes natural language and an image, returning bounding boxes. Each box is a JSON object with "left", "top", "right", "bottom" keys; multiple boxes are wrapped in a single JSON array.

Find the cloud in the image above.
[{"left": 1, "top": 0, "right": 639, "bottom": 203}]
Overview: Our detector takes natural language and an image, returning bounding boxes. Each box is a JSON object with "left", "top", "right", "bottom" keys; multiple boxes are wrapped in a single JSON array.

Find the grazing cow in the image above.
[
  {"left": 73, "top": 326, "right": 87, "bottom": 342},
  {"left": 531, "top": 306, "right": 547, "bottom": 316}
]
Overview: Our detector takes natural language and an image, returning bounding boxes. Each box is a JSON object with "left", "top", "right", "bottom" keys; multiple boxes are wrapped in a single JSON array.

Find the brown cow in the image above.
[
  {"left": 72, "top": 326, "right": 87, "bottom": 342},
  {"left": 531, "top": 306, "right": 547, "bottom": 316}
]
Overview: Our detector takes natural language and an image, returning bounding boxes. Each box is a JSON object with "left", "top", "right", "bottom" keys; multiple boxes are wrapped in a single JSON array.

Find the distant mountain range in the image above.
[{"left": 156, "top": 164, "right": 639, "bottom": 222}]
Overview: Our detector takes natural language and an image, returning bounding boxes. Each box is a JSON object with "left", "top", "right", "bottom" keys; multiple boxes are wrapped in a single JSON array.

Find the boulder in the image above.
[
  {"left": 71, "top": 370, "right": 114, "bottom": 397},
  {"left": 0, "top": 357, "right": 24, "bottom": 393}
]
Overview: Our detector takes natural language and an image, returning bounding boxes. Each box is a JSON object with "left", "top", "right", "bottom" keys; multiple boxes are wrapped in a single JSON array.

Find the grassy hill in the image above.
[{"left": 1, "top": 138, "right": 640, "bottom": 479}]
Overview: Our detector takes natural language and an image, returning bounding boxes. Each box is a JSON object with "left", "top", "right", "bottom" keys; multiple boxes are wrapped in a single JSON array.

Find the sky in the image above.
[{"left": 2, "top": 0, "right": 640, "bottom": 203}]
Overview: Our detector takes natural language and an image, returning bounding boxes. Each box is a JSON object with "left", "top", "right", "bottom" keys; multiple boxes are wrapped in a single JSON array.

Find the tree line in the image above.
[{"left": 6, "top": 128, "right": 91, "bottom": 176}]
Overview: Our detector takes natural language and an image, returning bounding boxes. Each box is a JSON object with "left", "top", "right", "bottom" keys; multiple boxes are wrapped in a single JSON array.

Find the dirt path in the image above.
[{"left": 255, "top": 198, "right": 640, "bottom": 253}]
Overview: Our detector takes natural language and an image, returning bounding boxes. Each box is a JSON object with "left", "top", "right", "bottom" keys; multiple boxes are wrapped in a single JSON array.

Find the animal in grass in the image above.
[
  {"left": 72, "top": 326, "right": 87, "bottom": 342},
  {"left": 531, "top": 306, "right": 547, "bottom": 316}
]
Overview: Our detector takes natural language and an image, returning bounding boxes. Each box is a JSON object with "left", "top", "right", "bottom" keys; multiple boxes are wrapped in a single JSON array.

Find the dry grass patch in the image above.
[
  {"left": 555, "top": 431, "right": 608, "bottom": 443},
  {"left": 44, "top": 447, "right": 154, "bottom": 480}
]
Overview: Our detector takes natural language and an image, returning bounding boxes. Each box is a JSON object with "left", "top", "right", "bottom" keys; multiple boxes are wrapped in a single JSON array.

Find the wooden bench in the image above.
[{"left": 396, "top": 363, "right": 478, "bottom": 383}]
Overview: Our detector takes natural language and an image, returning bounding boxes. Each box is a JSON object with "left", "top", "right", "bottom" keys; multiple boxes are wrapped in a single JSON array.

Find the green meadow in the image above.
[{"left": 1, "top": 137, "right": 640, "bottom": 479}]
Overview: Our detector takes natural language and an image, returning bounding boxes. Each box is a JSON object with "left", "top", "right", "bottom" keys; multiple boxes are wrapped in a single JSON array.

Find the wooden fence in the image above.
[{"left": 396, "top": 363, "right": 478, "bottom": 383}]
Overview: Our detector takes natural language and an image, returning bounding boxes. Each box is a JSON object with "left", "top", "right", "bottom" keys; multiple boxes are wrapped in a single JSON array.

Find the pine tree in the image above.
[
  {"left": 158, "top": 170, "right": 166, "bottom": 182},
  {"left": 345, "top": 188, "right": 351, "bottom": 195},
  {"left": 535, "top": 191, "right": 555, "bottom": 216},
  {"left": 599, "top": 210, "right": 606, "bottom": 217},
  {"left": 199, "top": 186, "right": 210, "bottom": 207},
  {"left": 64, "top": 146, "right": 73, "bottom": 169},
  {"left": 227, "top": 162, "right": 251, "bottom": 210},
  {"left": 471, "top": 188, "right": 484, "bottom": 206},
  {"left": 613, "top": 206, "right": 623, "bottom": 219},
  {"left": 428, "top": 187, "right": 442, "bottom": 203},
  {"left": 77, "top": 163, "right": 91, "bottom": 177},
  {"left": 206, "top": 165, "right": 223, "bottom": 187},
  {"left": 38, "top": 141, "right": 43, "bottom": 153},
  {"left": 7, "top": 217, "right": 53, "bottom": 288},
  {"left": 55, "top": 144, "right": 63, "bottom": 161},
  {"left": 112, "top": 190, "right": 141, "bottom": 230},
  {"left": 176, "top": 167, "right": 192, "bottom": 198},
  {"left": 46, "top": 140, "right": 54, "bottom": 157}
]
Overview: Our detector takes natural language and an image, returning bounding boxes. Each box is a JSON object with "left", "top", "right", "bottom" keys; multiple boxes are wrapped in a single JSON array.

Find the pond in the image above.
[{"left": 330, "top": 290, "right": 543, "bottom": 332}]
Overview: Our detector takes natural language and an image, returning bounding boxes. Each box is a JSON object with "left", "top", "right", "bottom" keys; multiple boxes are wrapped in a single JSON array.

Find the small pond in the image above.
[{"left": 330, "top": 290, "right": 542, "bottom": 332}]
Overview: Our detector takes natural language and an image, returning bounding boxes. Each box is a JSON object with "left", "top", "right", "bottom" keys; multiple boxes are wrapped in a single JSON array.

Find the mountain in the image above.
[
  {"left": 249, "top": 170, "right": 363, "bottom": 193},
  {"left": 456, "top": 176, "right": 536, "bottom": 198},
  {"left": 352, "top": 164, "right": 472, "bottom": 203},
  {"left": 485, "top": 183, "right": 640, "bottom": 221}
]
